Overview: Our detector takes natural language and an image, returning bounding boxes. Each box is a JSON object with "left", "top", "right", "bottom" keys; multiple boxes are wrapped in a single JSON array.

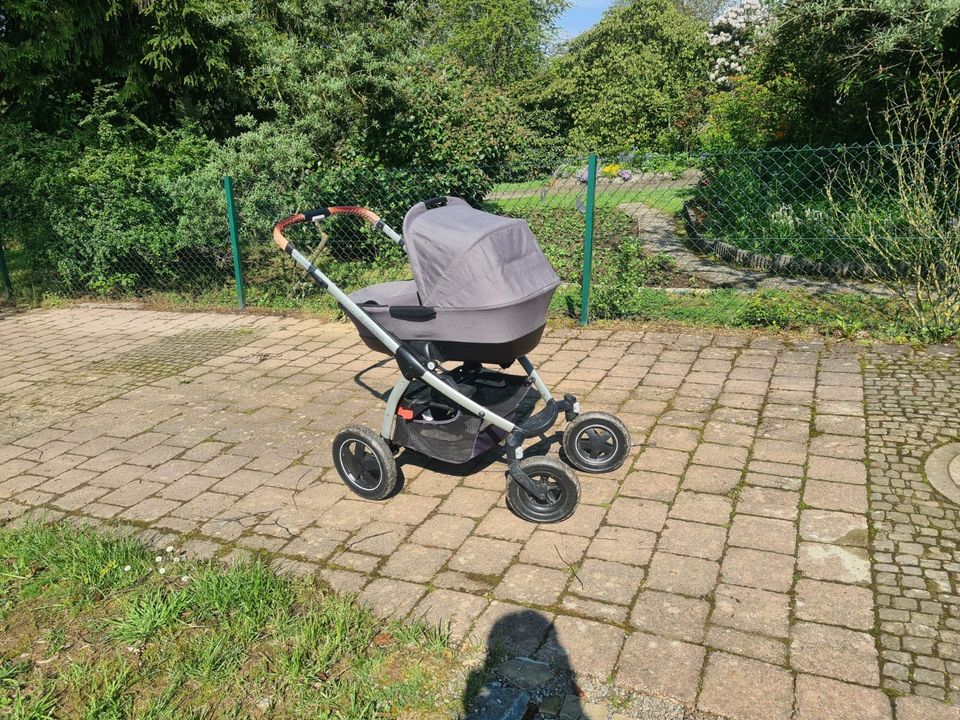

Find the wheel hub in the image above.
[{"left": 576, "top": 425, "right": 617, "bottom": 461}]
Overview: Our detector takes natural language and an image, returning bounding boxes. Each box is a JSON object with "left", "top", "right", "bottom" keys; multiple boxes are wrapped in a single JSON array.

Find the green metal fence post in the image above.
[
  {"left": 579, "top": 153, "right": 598, "bottom": 325},
  {"left": 0, "top": 238, "right": 13, "bottom": 303},
  {"left": 223, "top": 176, "right": 246, "bottom": 310}
]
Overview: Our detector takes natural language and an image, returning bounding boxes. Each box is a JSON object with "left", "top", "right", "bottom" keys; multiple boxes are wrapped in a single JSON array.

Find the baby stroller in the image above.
[{"left": 272, "top": 196, "right": 631, "bottom": 523}]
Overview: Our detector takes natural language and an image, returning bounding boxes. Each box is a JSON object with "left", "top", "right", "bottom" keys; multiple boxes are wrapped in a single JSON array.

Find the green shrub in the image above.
[
  {"left": 698, "top": 75, "right": 806, "bottom": 152},
  {"left": 734, "top": 289, "right": 799, "bottom": 328}
]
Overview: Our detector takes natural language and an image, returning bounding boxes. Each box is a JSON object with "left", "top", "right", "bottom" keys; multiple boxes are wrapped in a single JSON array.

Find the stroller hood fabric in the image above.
[{"left": 402, "top": 197, "right": 560, "bottom": 309}]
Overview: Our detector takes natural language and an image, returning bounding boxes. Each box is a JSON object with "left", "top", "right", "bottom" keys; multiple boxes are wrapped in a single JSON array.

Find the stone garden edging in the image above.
[{"left": 682, "top": 200, "right": 885, "bottom": 282}]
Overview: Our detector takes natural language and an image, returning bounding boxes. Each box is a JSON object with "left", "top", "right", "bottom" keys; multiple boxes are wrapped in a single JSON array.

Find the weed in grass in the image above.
[
  {"left": 181, "top": 629, "right": 249, "bottom": 683},
  {"left": 75, "top": 660, "right": 134, "bottom": 720},
  {"left": 5, "top": 687, "right": 58, "bottom": 720},
  {"left": 110, "top": 586, "right": 185, "bottom": 644}
]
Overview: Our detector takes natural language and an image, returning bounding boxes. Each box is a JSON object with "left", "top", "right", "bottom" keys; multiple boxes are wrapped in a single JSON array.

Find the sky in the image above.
[{"left": 556, "top": 0, "right": 616, "bottom": 40}]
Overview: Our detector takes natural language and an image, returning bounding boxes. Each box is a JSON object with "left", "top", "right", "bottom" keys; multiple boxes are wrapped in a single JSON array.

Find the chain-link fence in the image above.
[{"left": 3, "top": 142, "right": 957, "bottom": 326}]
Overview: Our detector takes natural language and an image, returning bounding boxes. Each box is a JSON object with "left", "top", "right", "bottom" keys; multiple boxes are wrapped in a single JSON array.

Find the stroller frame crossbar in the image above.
[{"left": 271, "top": 198, "right": 633, "bottom": 523}]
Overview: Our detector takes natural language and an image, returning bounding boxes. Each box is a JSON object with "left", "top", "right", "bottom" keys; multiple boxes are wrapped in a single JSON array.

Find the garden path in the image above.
[
  {"left": 2, "top": 306, "right": 960, "bottom": 719},
  {"left": 620, "top": 202, "right": 889, "bottom": 295}
]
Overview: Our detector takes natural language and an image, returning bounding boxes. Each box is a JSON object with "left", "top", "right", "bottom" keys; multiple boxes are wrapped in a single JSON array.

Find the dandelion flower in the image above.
[
  {"left": 181, "top": 576, "right": 191, "bottom": 583},
  {"left": 166, "top": 546, "right": 174, "bottom": 553},
  {"left": 158, "top": 567, "right": 166, "bottom": 575},
  {"left": 155, "top": 556, "right": 163, "bottom": 563},
  {"left": 123, "top": 565, "right": 131, "bottom": 572}
]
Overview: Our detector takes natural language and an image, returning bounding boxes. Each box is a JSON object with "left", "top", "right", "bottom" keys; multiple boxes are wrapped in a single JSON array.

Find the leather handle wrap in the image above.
[
  {"left": 272, "top": 213, "right": 306, "bottom": 253},
  {"left": 327, "top": 206, "right": 381, "bottom": 224}
]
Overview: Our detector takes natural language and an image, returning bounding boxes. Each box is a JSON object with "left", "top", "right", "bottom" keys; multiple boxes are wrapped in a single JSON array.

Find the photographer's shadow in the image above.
[{"left": 463, "top": 610, "right": 584, "bottom": 720}]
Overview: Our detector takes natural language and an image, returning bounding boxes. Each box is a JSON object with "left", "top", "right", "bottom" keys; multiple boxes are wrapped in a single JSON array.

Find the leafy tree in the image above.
[
  {"left": 426, "top": 0, "right": 567, "bottom": 84},
  {"left": 756, "top": 0, "right": 960, "bottom": 140},
  {"left": 521, "top": 0, "right": 709, "bottom": 153}
]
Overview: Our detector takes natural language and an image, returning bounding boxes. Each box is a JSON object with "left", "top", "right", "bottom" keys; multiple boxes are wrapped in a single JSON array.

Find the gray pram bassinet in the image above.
[{"left": 348, "top": 197, "right": 560, "bottom": 364}]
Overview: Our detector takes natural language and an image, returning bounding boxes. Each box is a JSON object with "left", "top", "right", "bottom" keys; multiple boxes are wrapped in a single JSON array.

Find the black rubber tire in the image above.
[
  {"left": 507, "top": 456, "right": 581, "bottom": 524},
  {"left": 332, "top": 426, "right": 398, "bottom": 500},
  {"left": 562, "top": 411, "right": 631, "bottom": 473}
]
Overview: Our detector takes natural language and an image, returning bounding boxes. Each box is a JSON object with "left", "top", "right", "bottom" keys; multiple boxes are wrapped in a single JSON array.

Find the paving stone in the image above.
[
  {"left": 282, "top": 526, "right": 348, "bottom": 561},
  {"left": 476, "top": 507, "right": 537, "bottom": 542},
  {"left": 712, "top": 583, "right": 791, "bottom": 639},
  {"left": 630, "top": 590, "right": 709, "bottom": 643},
  {"left": 438, "top": 487, "right": 501, "bottom": 517},
  {"left": 798, "top": 542, "right": 871, "bottom": 585},
  {"left": 494, "top": 564, "right": 569, "bottom": 606},
  {"left": 550, "top": 503, "right": 607, "bottom": 537},
  {"left": 798, "top": 509, "right": 868, "bottom": 546},
  {"left": 791, "top": 621, "right": 880, "bottom": 686},
  {"left": 347, "top": 521, "right": 411, "bottom": 555},
  {"left": 721, "top": 547, "right": 795, "bottom": 593},
  {"left": 538, "top": 615, "right": 625, "bottom": 680},
  {"left": 469, "top": 601, "right": 553, "bottom": 655},
  {"left": 121, "top": 497, "right": 180, "bottom": 522},
  {"left": 705, "top": 626, "right": 787, "bottom": 666},
  {"left": 699, "top": 652, "right": 794, "bottom": 720},
  {"left": 736, "top": 486, "right": 799, "bottom": 520},
  {"left": 795, "top": 579, "right": 874, "bottom": 630},
  {"left": 795, "top": 674, "right": 892, "bottom": 720},
  {"left": 605, "top": 497, "right": 668, "bottom": 532},
  {"left": 518, "top": 530, "right": 589, "bottom": 569},
  {"left": 646, "top": 552, "right": 719, "bottom": 598},
  {"left": 668, "top": 491, "right": 732, "bottom": 526},
  {"left": 559, "top": 595, "right": 628, "bottom": 624},
  {"left": 357, "top": 578, "right": 426, "bottom": 620},
  {"left": 620, "top": 470, "right": 680, "bottom": 501},
  {"left": 496, "top": 657, "right": 555, "bottom": 692},
  {"left": 570, "top": 558, "right": 643, "bottom": 605},
  {"left": 803, "top": 479, "right": 868, "bottom": 514},
  {"left": 616, "top": 632, "right": 705, "bottom": 704},
  {"left": 411, "top": 588, "right": 488, "bottom": 642},
  {"left": 449, "top": 536, "right": 521, "bottom": 576},
  {"left": 692, "top": 443, "right": 748, "bottom": 470},
  {"left": 408, "top": 513, "right": 476, "bottom": 549},
  {"left": 379, "top": 543, "right": 451, "bottom": 583},
  {"left": 807, "top": 455, "right": 867, "bottom": 485},
  {"left": 579, "top": 526, "right": 652, "bottom": 567},
  {"left": 657, "top": 519, "right": 727, "bottom": 561},
  {"left": 728, "top": 515, "right": 796, "bottom": 556},
  {"left": 682, "top": 464, "right": 742, "bottom": 494}
]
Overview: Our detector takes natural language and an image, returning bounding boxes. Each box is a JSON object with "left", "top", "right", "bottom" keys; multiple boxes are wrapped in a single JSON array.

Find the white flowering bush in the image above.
[{"left": 707, "top": 0, "right": 772, "bottom": 87}]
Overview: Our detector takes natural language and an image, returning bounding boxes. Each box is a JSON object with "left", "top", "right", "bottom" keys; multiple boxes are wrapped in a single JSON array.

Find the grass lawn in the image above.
[
  {"left": 486, "top": 186, "right": 692, "bottom": 216},
  {"left": 0, "top": 523, "right": 462, "bottom": 719}
]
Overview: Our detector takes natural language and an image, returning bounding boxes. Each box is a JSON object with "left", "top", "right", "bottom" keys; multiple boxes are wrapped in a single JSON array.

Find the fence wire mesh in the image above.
[{"left": 3, "top": 142, "right": 957, "bottom": 327}]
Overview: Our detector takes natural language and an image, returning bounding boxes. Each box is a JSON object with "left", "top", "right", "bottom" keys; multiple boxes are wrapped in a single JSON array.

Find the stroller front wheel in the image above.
[
  {"left": 562, "top": 411, "right": 631, "bottom": 473},
  {"left": 332, "top": 426, "right": 398, "bottom": 501},
  {"left": 507, "top": 457, "right": 580, "bottom": 524}
]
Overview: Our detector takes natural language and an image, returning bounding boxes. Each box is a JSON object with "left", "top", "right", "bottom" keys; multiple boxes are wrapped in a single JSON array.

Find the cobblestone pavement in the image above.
[{"left": 2, "top": 306, "right": 960, "bottom": 720}]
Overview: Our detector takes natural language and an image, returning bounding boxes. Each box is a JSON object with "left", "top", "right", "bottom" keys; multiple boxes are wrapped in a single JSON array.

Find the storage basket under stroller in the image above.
[{"left": 393, "top": 366, "right": 539, "bottom": 464}]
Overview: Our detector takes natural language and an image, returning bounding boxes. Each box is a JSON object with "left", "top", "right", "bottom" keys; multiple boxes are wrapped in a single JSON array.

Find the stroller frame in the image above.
[{"left": 273, "top": 200, "right": 631, "bottom": 522}]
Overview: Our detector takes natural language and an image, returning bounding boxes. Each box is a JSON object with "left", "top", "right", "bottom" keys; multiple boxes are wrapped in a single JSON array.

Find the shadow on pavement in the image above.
[{"left": 462, "top": 609, "right": 585, "bottom": 720}]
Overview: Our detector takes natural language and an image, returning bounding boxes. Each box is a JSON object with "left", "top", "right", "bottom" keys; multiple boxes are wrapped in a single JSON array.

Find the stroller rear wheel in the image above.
[
  {"left": 507, "top": 457, "right": 580, "bottom": 524},
  {"left": 562, "top": 412, "right": 631, "bottom": 473},
  {"left": 332, "top": 426, "right": 398, "bottom": 500}
]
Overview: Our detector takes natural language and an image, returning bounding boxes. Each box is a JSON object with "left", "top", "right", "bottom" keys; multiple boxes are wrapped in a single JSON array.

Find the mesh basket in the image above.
[{"left": 393, "top": 368, "right": 538, "bottom": 464}]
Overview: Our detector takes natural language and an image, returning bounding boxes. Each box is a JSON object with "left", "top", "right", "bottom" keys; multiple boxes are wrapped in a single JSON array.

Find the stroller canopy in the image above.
[{"left": 402, "top": 197, "right": 560, "bottom": 309}]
